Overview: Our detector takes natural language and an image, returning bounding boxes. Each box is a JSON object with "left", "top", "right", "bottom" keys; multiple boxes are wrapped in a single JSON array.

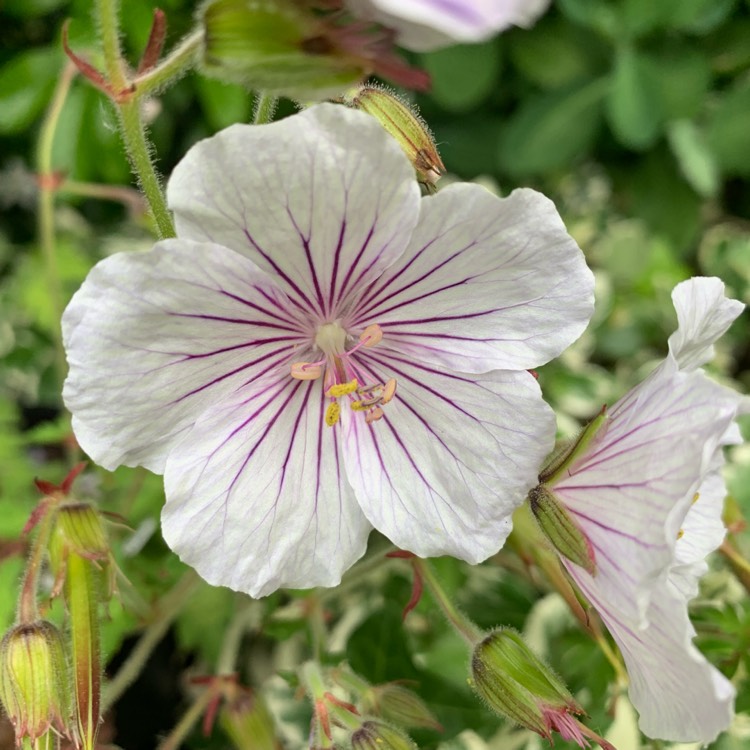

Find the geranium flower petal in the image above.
[
  {"left": 347, "top": 0, "right": 550, "bottom": 51},
  {"left": 351, "top": 185, "right": 593, "bottom": 373},
  {"left": 553, "top": 368, "right": 740, "bottom": 624},
  {"left": 569, "top": 569, "right": 734, "bottom": 743},
  {"left": 62, "top": 240, "right": 306, "bottom": 472},
  {"left": 162, "top": 377, "right": 371, "bottom": 597},
  {"left": 341, "top": 348, "right": 555, "bottom": 561},
  {"left": 167, "top": 104, "right": 420, "bottom": 320},
  {"left": 668, "top": 277, "right": 746, "bottom": 370}
]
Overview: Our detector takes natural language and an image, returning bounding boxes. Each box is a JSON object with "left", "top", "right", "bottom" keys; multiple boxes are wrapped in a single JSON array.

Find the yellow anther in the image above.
[
  {"left": 380, "top": 378, "right": 397, "bottom": 405},
  {"left": 677, "top": 529, "right": 685, "bottom": 540},
  {"left": 325, "top": 402, "right": 341, "bottom": 427},
  {"left": 291, "top": 362, "right": 322, "bottom": 380},
  {"left": 365, "top": 406, "right": 384, "bottom": 424},
  {"left": 350, "top": 401, "right": 367, "bottom": 411},
  {"left": 326, "top": 379, "right": 358, "bottom": 398},
  {"left": 692, "top": 492, "right": 700, "bottom": 505},
  {"left": 359, "top": 324, "right": 383, "bottom": 348}
]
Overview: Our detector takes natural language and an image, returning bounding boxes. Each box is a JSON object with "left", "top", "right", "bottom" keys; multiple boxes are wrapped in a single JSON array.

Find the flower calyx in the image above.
[
  {"left": 345, "top": 86, "right": 444, "bottom": 189},
  {"left": 0, "top": 620, "right": 71, "bottom": 745},
  {"left": 200, "top": 0, "right": 428, "bottom": 101},
  {"left": 528, "top": 485, "right": 596, "bottom": 575},
  {"left": 351, "top": 720, "right": 418, "bottom": 750}
]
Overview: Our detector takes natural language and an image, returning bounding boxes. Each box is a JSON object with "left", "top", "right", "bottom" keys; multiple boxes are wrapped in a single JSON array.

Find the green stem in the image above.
[
  {"left": 157, "top": 687, "right": 217, "bottom": 750},
  {"left": 117, "top": 98, "right": 175, "bottom": 238},
  {"left": 412, "top": 559, "right": 482, "bottom": 645},
  {"left": 301, "top": 661, "right": 327, "bottom": 701},
  {"left": 215, "top": 598, "right": 258, "bottom": 675},
  {"left": 253, "top": 93, "right": 278, "bottom": 124},
  {"left": 67, "top": 554, "right": 101, "bottom": 750},
  {"left": 133, "top": 30, "right": 203, "bottom": 97},
  {"left": 95, "top": 0, "right": 127, "bottom": 91},
  {"left": 102, "top": 570, "right": 200, "bottom": 711},
  {"left": 18, "top": 512, "right": 55, "bottom": 623},
  {"left": 317, "top": 546, "right": 394, "bottom": 603},
  {"left": 59, "top": 180, "right": 146, "bottom": 214},
  {"left": 36, "top": 61, "right": 77, "bottom": 389}
]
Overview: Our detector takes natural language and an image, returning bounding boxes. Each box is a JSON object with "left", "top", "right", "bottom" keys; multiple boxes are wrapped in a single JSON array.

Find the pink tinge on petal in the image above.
[{"left": 543, "top": 707, "right": 589, "bottom": 748}]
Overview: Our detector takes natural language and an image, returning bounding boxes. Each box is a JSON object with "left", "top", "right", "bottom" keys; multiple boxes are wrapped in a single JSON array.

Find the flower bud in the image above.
[
  {"left": 470, "top": 629, "right": 580, "bottom": 739},
  {"left": 200, "top": 0, "right": 365, "bottom": 100},
  {"left": 529, "top": 485, "right": 596, "bottom": 574},
  {"left": 345, "top": 86, "right": 445, "bottom": 188},
  {"left": 220, "top": 687, "right": 280, "bottom": 750},
  {"left": 0, "top": 621, "right": 70, "bottom": 743},
  {"left": 351, "top": 720, "right": 417, "bottom": 750},
  {"left": 364, "top": 683, "right": 442, "bottom": 731}
]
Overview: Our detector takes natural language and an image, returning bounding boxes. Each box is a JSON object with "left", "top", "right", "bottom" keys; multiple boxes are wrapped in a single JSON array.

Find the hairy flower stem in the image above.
[
  {"left": 66, "top": 554, "right": 101, "bottom": 750},
  {"left": 18, "top": 513, "right": 55, "bottom": 624},
  {"left": 720, "top": 540, "right": 750, "bottom": 593},
  {"left": 132, "top": 30, "right": 202, "bottom": 97},
  {"left": 215, "top": 598, "right": 258, "bottom": 675},
  {"left": 411, "top": 559, "right": 482, "bottom": 645},
  {"left": 117, "top": 98, "right": 175, "bottom": 238},
  {"left": 93, "top": 0, "right": 176, "bottom": 238},
  {"left": 102, "top": 570, "right": 201, "bottom": 711},
  {"left": 36, "top": 60, "right": 77, "bottom": 391},
  {"left": 253, "top": 93, "right": 278, "bottom": 124},
  {"left": 156, "top": 687, "right": 217, "bottom": 750}
]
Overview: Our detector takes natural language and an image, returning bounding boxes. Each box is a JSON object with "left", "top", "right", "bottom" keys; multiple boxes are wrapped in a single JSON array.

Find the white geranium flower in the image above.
[
  {"left": 63, "top": 104, "right": 593, "bottom": 597},
  {"left": 545, "top": 277, "right": 746, "bottom": 742},
  {"left": 347, "top": 0, "right": 551, "bottom": 51}
]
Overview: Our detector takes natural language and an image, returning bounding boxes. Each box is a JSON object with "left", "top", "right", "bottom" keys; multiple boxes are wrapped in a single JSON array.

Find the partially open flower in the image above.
[{"left": 536, "top": 277, "right": 747, "bottom": 742}]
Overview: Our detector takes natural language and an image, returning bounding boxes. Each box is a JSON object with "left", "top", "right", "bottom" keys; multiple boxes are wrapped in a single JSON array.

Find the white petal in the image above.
[
  {"left": 668, "top": 276, "right": 745, "bottom": 371},
  {"left": 341, "top": 349, "right": 555, "bottom": 561},
  {"left": 346, "top": 0, "right": 550, "bottom": 51},
  {"left": 567, "top": 567, "right": 734, "bottom": 742},
  {"left": 162, "top": 378, "right": 372, "bottom": 597},
  {"left": 553, "top": 367, "right": 740, "bottom": 625},
  {"left": 168, "top": 104, "right": 419, "bottom": 320},
  {"left": 351, "top": 186, "right": 594, "bottom": 373},
  {"left": 62, "top": 240, "right": 305, "bottom": 472}
]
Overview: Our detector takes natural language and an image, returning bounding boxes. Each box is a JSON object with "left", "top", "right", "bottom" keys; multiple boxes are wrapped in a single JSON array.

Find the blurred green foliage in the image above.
[{"left": 0, "top": 1, "right": 749, "bottom": 749}]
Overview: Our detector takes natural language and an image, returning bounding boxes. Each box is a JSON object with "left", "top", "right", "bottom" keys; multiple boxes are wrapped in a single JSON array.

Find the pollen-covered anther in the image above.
[
  {"left": 359, "top": 324, "right": 383, "bottom": 348},
  {"left": 325, "top": 402, "right": 341, "bottom": 427},
  {"left": 677, "top": 529, "right": 685, "bottom": 540},
  {"left": 291, "top": 361, "right": 323, "bottom": 380},
  {"left": 381, "top": 378, "right": 397, "bottom": 404},
  {"left": 326, "top": 379, "right": 359, "bottom": 398},
  {"left": 365, "top": 406, "right": 384, "bottom": 424},
  {"left": 692, "top": 491, "right": 700, "bottom": 504}
]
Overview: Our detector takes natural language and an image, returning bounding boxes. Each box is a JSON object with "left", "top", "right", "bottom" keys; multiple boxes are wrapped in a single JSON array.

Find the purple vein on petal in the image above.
[
  {"left": 286, "top": 204, "right": 326, "bottom": 317},
  {"left": 326, "top": 218, "right": 348, "bottom": 316},
  {"left": 242, "top": 227, "right": 316, "bottom": 313},
  {"left": 219, "top": 288, "right": 304, "bottom": 329},
  {"left": 169, "top": 346, "right": 294, "bottom": 404},
  {"left": 335, "top": 221, "right": 376, "bottom": 306}
]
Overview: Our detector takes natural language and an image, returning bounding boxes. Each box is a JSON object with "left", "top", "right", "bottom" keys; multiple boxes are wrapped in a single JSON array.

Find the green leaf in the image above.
[
  {"left": 667, "top": 119, "right": 720, "bottom": 198},
  {"left": 557, "top": 0, "right": 619, "bottom": 37},
  {"left": 652, "top": 46, "right": 711, "bottom": 121},
  {"left": 346, "top": 603, "right": 420, "bottom": 684},
  {"left": 175, "top": 584, "right": 235, "bottom": 664},
  {"left": 707, "top": 82, "right": 750, "bottom": 177},
  {"left": 498, "top": 78, "right": 607, "bottom": 176},
  {"left": 606, "top": 46, "right": 662, "bottom": 149},
  {"left": 194, "top": 77, "right": 252, "bottom": 130},
  {"left": 669, "top": 0, "right": 738, "bottom": 33},
  {"left": 0, "top": 47, "right": 61, "bottom": 135},
  {"left": 422, "top": 41, "right": 500, "bottom": 113},
  {"left": 507, "top": 18, "right": 606, "bottom": 90}
]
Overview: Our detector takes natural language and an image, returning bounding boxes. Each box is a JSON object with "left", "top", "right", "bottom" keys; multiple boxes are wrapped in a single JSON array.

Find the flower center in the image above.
[{"left": 289, "top": 322, "right": 397, "bottom": 427}]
